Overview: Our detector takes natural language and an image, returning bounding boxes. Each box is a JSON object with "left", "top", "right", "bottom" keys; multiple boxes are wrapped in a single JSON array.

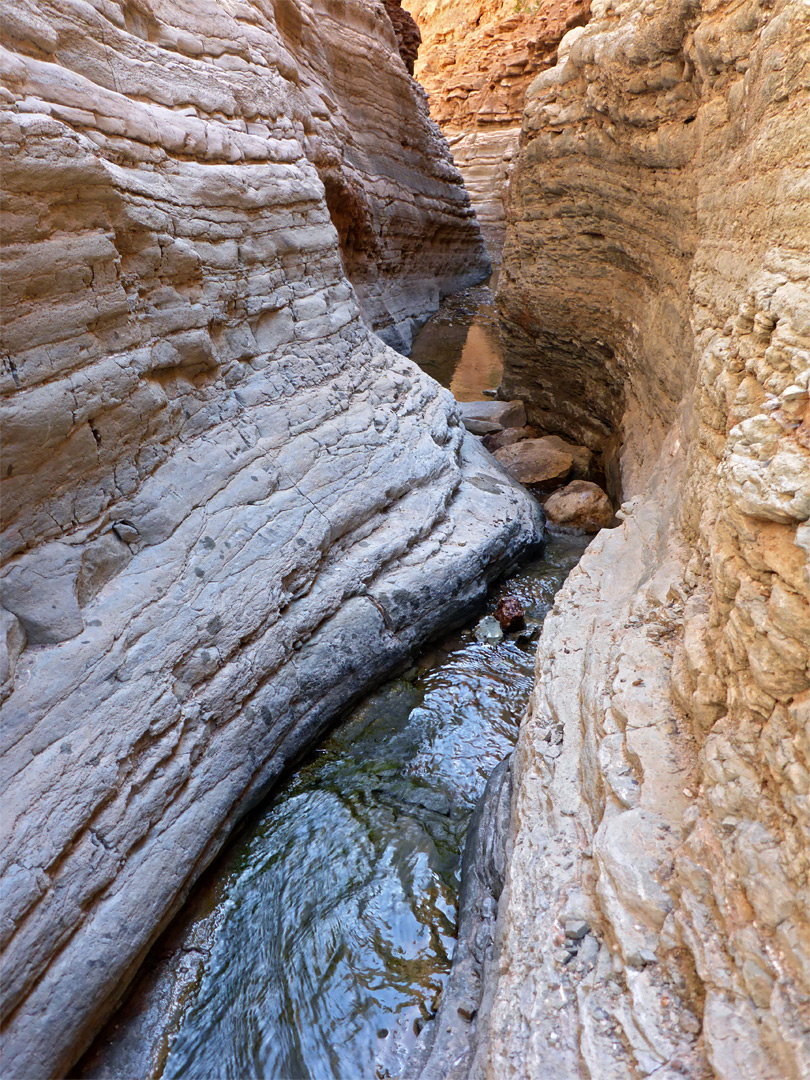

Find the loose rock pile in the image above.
[{"left": 462, "top": 398, "right": 614, "bottom": 533}]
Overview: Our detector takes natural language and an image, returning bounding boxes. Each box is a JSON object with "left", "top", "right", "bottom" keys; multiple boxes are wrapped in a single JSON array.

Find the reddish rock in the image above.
[
  {"left": 494, "top": 595, "right": 526, "bottom": 631},
  {"left": 483, "top": 425, "right": 534, "bottom": 451},
  {"left": 544, "top": 480, "right": 613, "bottom": 532}
]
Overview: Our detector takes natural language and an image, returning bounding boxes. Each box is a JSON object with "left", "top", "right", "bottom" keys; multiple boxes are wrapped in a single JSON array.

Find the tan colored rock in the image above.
[
  {"left": 409, "top": 0, "right": 591, "bottom": 226},
  {"left": 483, "top": 425, "right": 535, "bottom": 451},
  {"left": 493, "top": 440, "right": 573, "bottom": 488},
  {"left": 446, "top": 1, "right": 810, "bottom": 1079},
  {"left": 0, "top": 3, "right": 542, "bottom": 1077},
  {"left": 534, "top": 434, "right": 593, "bottom": 479},
  {"left": 544, "top": 480, "right": 611, "bottom": 532}
]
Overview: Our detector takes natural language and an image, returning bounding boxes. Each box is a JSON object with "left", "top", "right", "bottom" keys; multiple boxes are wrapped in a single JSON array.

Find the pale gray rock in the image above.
[
  {"left": 463, "top": 418, "right": 503, "bottom": 435},
  {"left": 460, "top": 399, "right": 526, "bottom": 429},
  {"left": 0, "top": 542, "right": 84, "bottom": 645},
  {"left": 0, "top": 2, "right": 538, "bottom": 1077}
]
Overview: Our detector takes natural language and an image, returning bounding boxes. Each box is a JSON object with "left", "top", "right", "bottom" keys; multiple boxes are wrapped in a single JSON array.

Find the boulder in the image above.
[
  {"left": 463, "top": 418, "right": 503, "bottom": 435},
  {"left": 482, "top": 425, "right": 535, "bottom": 451},
  {"left": 493, "top": 596, "right": 525, "bottom": 631},
  {"left": 543, "top": 481, "right": 613, "bottom": 533},
  {"left": 459, "top": 399, "right": 527, "bottom": 429},
  {"left": 493, "top": 440, "right": 573, "bottom": 489},
  {"left": 533, "top": 436, "right": 593, "bottom": 479}
]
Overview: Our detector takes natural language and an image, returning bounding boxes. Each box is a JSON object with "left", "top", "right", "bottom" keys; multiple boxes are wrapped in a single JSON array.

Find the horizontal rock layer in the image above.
[
  {"left": 409, "top": 0, "right": 591, "bottom": 226},
  {"left": 474, "top": 0, "right": 810, "bottom": 1078},
  {"left": 0, "top": 1, "right": 540, "bottom": 1076}
]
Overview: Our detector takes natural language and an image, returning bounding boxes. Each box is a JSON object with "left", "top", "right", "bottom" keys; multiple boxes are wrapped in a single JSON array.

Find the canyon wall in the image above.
[
  {"left": 473, "top": 1, "right": 810, "bottom": 1078},
  {"left": 408, "top": 0, "right": 591, "bottom": 227},
  {"left": 0, "top": 2, "right": 543, "bottom": 1077}
]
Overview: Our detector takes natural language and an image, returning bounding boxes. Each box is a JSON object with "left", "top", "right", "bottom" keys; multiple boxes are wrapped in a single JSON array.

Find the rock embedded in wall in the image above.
[
  {"left": 0, "top": 2, "right": 542, "bottom": 1077},
  {"left": 451, "top": 1, "right": 810, "bottom": 1078},
  {"left": 408, "top": 0, "right": 591, "bottom": 227}
]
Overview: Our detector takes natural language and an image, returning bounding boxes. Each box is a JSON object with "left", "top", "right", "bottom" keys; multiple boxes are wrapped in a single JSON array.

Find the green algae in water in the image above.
[{"left": 156, "top": 535, "right": 588, "bottom": 1080}]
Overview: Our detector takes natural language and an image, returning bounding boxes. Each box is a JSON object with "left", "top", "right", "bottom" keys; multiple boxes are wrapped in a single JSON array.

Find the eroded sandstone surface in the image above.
[
  {"left": 470, "top": 0, "right": 810, "bottom": 1077},
  {"left": 408, "top": 0, "right": 591, "bottom": 226},
  {"left": 0, "top": 2, "right": 542, "bottom": 1076}
]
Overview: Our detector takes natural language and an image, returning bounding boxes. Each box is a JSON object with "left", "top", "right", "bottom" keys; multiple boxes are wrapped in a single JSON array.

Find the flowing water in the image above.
[
  {"left": 105, "top": 536, "right": 586, "bottom": 1080},
  {"left": 82, "top": 268, "right": 586, "bottom": 1080}
]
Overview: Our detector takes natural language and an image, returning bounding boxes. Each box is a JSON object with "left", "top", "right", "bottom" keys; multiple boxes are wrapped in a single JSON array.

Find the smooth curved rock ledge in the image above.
[{"left": 0, "top": 1, "right": 535, "bottom": 1076}]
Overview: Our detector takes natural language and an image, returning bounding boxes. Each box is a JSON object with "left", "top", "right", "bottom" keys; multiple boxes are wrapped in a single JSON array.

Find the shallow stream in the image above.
[
  {"left": 82, "top": 277, "right": 587, "bottom": 1080},
  {"left": 82, "top": 537, "right": 586, "bottom": 1080},
  {"left": 409, "top": 273, "right": 504, "bottom": 402}
]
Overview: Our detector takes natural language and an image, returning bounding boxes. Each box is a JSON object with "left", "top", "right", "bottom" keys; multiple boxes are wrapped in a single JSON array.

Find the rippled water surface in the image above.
[
  {"left": 409, "top": 272, "right": 504, "bottom": 401},
  {"left": 146, "top": 535, "right": 586, "bottom": 1080}
]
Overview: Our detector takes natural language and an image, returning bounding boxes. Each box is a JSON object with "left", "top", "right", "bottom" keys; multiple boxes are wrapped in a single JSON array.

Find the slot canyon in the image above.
[{"left": 0, "top": 1, "right": 808, "bottom": 1079}]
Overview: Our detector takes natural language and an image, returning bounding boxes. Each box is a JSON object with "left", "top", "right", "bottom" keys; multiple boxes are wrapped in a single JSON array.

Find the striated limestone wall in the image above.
[
  {"left": 472, "top": 1, "right": 810, "bottom": 1078},
  {"left": 408, "top": 0, "right": 591, "bottom": 227},
  {"left": 0, "top": 2, "right": 541, "bottom": 1077}
]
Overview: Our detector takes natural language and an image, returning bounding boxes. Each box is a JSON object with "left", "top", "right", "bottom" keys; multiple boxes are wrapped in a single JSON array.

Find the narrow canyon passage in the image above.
[
  {"left": 2, "top": 0, "right": 808, "bottom": 1078},
  {"left": 81, "top": 530, "right": 588, "bottom": 1080},
  {"left": 80, "top": 233, "right": 601, "bottom": 1078}
]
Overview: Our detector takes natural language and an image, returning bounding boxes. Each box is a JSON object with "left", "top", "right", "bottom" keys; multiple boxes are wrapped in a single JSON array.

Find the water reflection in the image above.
[
  {"left": 153, "top": 536, "right": 587, "bottom": 1080},
  {"left": 409, "top": 274, "right": 504, "bottom": 402}
]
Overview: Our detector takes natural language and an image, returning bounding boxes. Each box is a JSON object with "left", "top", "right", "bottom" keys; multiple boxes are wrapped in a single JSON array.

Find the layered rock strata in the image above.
[
  {"left": 384, "top": 0, "right": 423, "bottom": 75},
  {"left": 408, "top": 0, "right": 591, "bottom": 226},
  {"left": 0, "top": 2, "right": 541, "bottom": 1077},
  {"left": 469, "top": 1, "right": 810, "bottom": 1078}
]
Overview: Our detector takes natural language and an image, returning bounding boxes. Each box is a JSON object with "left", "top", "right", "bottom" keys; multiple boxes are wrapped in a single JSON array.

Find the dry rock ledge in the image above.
[
  {"left": 0, "top": 2, "right": 542, "bottom": 1076},
  {"left": 412, "top": 1, "right": 810, "bottom": 1078}
]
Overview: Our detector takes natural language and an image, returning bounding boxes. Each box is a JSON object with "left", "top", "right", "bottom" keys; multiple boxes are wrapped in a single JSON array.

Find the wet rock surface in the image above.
[
  {"left": 77, "top": 536, "right": 587, "bottom": 1080},
  {"left": 405, "top": 757, "right": 514, "bottom": 1080},
  {"left": 493, "top": 596, "right": 525, "bottom": 632},
  {"left": 409, "top": 275, "right": 505, "bottom": 403}
]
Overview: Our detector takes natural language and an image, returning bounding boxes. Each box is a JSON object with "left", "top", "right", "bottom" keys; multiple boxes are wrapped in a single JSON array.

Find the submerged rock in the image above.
[
  {"left": 544, "top": 480, "right": 613, "bottom": 532},
  {"left": 475, "top": 616, "right": 504, "bottom": 644},
  {"left": 493, "top": 596, "right": 525, "bottom": 631}
]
